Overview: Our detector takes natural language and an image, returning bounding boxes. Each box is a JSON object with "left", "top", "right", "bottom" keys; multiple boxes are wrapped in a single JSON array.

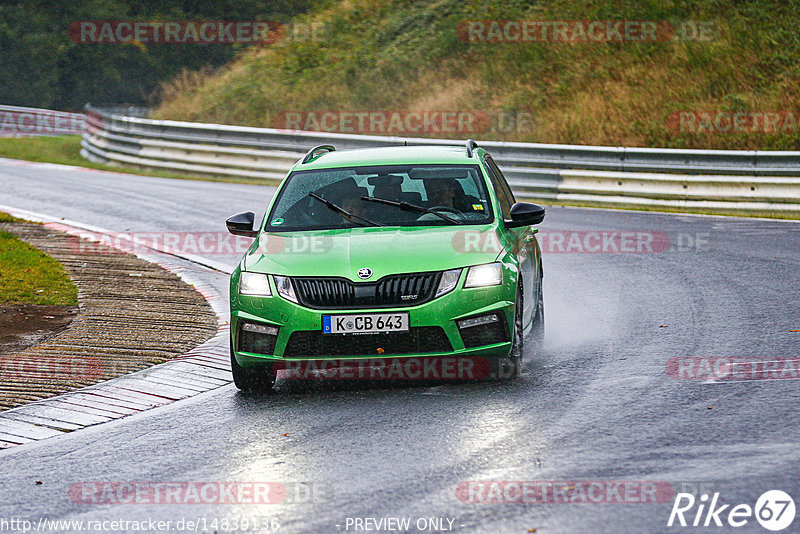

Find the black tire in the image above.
[
  {"left": 531, "top": 268, "right": 545, "bottom": 346},
  {"left": 509, "top": 284, "right": 524, "bottom": 377},
  {"left": 230, "top": 338, "right": 276, "bottom": 392},
  {"left": 492, "top": 283, "right": 524, "bottom": 380}
]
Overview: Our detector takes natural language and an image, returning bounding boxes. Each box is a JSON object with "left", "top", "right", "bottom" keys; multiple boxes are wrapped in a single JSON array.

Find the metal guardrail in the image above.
[
  {"left": 0, "top": 105, "right": 85, "bottom": 137},
  {"left": 79, "top": 105, "right": 800, "bottom": 215},
  {"left": 90, "top": 105, "right": 151, "bottom": 118}
]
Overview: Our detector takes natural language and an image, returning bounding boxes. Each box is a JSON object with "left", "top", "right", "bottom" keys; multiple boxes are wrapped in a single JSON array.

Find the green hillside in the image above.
[{"left": 153, "top": 0, "right": 800, "bottom": 150}]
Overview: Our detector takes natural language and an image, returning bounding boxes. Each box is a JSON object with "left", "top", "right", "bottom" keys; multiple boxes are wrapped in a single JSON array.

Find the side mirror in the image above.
[
  {"left": 507, "top": 202, "right": 545, "bottom": 228},
  {"left": 226, "top": 212, "right": 257, "bottom": 237}
]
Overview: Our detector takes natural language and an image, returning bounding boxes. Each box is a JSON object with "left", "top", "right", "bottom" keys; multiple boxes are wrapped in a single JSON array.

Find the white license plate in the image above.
[{"left": 322, "top": 313, "right": 409, "bottom": 335}]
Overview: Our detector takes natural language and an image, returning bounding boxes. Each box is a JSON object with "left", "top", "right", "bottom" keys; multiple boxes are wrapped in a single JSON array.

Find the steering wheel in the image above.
[
  {"left": 416, "top": 205, "right": 462, "bottom": 222},
  {"left": 427, "top": 206, "right": 461, "bottom": 215}
]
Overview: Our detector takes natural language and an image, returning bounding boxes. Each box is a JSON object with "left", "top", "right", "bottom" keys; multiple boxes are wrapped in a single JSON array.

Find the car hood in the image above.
[{"left": 244, "top": 225, "right": 504, "bottom": 281}]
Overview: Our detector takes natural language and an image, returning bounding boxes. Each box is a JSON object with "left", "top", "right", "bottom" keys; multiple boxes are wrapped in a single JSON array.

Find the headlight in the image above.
[
  {"left": 435, "top": 268, "right": 462, "bottom": 298},
  {"left": 273, "top": 275, "right": 298, "bottom": 303},
  {"left": 464, "top": 263, "right": 502, "bottom": 288},
  {"left": 239, "top": 272, "right": 271, "bottom": 296}
]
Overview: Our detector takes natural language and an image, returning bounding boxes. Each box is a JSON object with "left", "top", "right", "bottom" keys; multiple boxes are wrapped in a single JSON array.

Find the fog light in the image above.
[
  {"left": 458, "top": 314, "right": 500, "bottom": 329},
  {"left": 239, "top": 322, "right": 279, "bottom": 355},
  {"left": 242, "top": 322, "right": 278, "bottom": 336},
  {"left": 458, "top": 313, "right": 508, "bottom": 348}
]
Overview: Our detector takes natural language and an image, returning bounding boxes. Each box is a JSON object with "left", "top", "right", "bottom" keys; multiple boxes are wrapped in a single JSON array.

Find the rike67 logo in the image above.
[{"left": 668, "top": 490, "right": 795, "bottom": 531}]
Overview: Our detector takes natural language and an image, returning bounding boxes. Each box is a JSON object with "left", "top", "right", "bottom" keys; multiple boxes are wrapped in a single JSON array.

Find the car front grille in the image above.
[
  {"left": 283, "top": 327, "right": 452, "bottom": 357},
  {"left": 292, "top": 271, "right": 442, "bottom": 309}
]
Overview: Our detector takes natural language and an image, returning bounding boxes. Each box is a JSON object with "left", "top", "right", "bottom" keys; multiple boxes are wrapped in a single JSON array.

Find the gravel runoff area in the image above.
[{"left": 0, "top": 222, "right": 218, "bottom": 410}]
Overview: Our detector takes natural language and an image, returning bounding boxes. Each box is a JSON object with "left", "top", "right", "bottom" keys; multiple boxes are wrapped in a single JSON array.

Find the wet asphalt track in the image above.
[{"left": 0, "top": 158, "right": 799, "bottom": 533}]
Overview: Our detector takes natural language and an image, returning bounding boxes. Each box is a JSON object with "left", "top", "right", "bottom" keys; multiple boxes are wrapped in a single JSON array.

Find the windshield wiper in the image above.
[
  {"left": 308, "top": 192, "right": 383, "bottom": 227},
  {"left": 360, "top": 196, "right": 461, "bottom": 225}
]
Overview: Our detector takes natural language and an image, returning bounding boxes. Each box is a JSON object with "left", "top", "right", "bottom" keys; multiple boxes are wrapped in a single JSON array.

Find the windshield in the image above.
[{"left": 265, "top": 164, "right": 494, "bottom": 231}]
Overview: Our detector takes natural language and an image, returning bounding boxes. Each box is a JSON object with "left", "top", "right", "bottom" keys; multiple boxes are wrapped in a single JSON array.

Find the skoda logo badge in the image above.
[{"left": 357, "top": 267, "right": 372, "bottom": 279}]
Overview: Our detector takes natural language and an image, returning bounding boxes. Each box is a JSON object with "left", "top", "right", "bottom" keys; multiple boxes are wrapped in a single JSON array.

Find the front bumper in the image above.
[{"left": 230, "top": 272, "right": 516, "bottom": 368}]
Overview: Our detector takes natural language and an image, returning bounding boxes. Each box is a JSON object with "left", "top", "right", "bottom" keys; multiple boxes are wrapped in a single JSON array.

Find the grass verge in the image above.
[
  {"left": 0, "top": 213, "right": 24, "bottom": 223},
  {"left": 0, "top": 215, "right": 78, "bottom": 306}
]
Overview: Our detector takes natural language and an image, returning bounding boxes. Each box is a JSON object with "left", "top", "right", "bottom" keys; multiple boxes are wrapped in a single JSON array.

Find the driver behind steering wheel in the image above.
[{"left": 424, "top": 178, "right": 460, "bottom": 211}]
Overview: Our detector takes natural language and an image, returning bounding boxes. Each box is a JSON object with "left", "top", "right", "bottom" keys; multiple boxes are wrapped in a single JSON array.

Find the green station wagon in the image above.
[{"left": 226, "top": 140, "right": 545, "bottom": 391}]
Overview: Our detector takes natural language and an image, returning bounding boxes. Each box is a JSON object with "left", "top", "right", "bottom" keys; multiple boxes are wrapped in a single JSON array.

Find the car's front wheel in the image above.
[
  {"left": 230, "top": 339, "right": 276, "bottom": 392},
  {"left": 508, "top": 284, "right": 524, "bottom": 377},
  {"left": 531, "top": 268, "right": 544, "bottom": 345},
  {"left": 491, "top": 284, "right": 524, "bottom": 380}
]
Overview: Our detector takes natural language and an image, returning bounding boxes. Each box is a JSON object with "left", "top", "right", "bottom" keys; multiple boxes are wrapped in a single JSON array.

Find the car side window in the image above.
[
  {"left": 486, "top": 156, "right": 516, "bottom": 205},
  {"left": 484, "top": 156, "right": 512, "bottom": 220}
]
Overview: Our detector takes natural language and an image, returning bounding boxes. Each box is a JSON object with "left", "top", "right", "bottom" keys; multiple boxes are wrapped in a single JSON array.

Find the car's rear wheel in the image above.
[{"left": 230, "top": 338, "right": 276, "bottom": 392}]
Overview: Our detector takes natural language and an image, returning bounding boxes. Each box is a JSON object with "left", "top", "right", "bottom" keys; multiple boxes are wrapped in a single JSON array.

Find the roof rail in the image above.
[
  {"left": 302, "top": 144, "right": 336, "bottom": 164},
  {"left": 466, "top": 139, "right": 479, "bottom": 158}
]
